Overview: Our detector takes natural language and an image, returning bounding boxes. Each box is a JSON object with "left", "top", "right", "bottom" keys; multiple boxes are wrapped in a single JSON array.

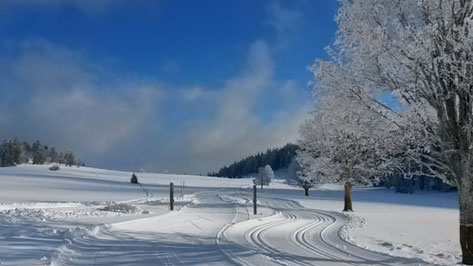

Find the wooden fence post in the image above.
[
  {"left": 253, "top": 185, "right": 257, "bottom": 215},
  {"left": 170, "top": 182, "right": 174, "bottom": 211}
]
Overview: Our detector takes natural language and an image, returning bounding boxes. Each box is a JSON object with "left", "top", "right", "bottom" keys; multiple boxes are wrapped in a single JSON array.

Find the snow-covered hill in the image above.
[
  {"left": 0, "top": 164, "right": 461, "bottom": 265},
  {"left": 0, "top": 164, "right": 253, "bottom": 203}
]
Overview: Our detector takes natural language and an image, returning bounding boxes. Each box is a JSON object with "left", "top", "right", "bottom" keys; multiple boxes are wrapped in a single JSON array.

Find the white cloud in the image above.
[
  {"left": 0, "top": 39, "right": 310, "bottom": 174},
  {"left": 0, "top": 40, "right": 162, "bottom": 166},
  {"left": 182, "top": 87, "right": 211, "bottom": 102},
  {"left": 24, "top": 86, "right": 160, "bottom": 154},
  {"left": 148, "top": 40, "right": 311, "bottom": 173}
]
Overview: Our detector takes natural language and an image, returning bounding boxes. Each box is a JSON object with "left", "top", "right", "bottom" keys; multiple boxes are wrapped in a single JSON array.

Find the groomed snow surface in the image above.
[{"left": 0, "top": 164, "right": 460, "bottom": 265}]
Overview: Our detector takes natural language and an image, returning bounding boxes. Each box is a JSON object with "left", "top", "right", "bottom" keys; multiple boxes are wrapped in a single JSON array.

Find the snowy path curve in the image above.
[
  {"left": 50, "top": 189, "right": 427, "bottom": 265},
  {"left": 219, "top": 193, "right": 428, "bottom": 266}
]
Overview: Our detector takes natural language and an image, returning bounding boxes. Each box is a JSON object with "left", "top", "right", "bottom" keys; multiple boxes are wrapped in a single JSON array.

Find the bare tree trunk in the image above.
[
  {"left": 343, "top": 182, "right": 353, "bottom": 212},
  {"left": 459, "top": 180, "right": 473, "bottom": 264},
  {"left": 304, "top": 188, "right": 309, "bottom": 196}
]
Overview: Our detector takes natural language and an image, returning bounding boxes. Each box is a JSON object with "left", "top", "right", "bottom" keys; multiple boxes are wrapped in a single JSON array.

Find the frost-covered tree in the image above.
[
  {"left": 314, "top": 1, "right": 473, "bottom": 262},
  {"left": 18, "top": 141, "right": 29, "bottom": 164},
  {"left": 298, "top": 90, "right": 392, "bottom": 211},
  {"left": 289, "top": 156, "right": 318, "bottom": 196},
  {"left": 253, "top": 165, "right": 274, "bottom": 189},
  {"left": 64, "top": 150, "right": 76, "bottom": 167},
  {"left": 58, "top": 152, "right": 66, "bottom": 165},
  {"left": 49, "top": 147, "right": 59, "bottom": 163}
]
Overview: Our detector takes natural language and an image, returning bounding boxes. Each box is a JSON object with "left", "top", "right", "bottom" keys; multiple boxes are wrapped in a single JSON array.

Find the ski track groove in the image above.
[
  {"left": 215, "top": 194, "right": 245, "bottom": 266},
  {"left": 246, "top": 213, "right": 294, "bottom": 266},
  {"left": 237, "top": 198, "right": 313, "bottom": 266},
  {"left": 50, "top": 190, "right": 427, "bottom": 265},
  {"left": 274, "top": 199, "right": 370, "bottom": 264},
  {"left": 227, "top": 195, "right": 412, "bottom": 265}
]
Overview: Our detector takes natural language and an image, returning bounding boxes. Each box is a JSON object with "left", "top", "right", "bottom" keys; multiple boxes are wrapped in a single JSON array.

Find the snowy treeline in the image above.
[
  {"left": 0, "top": 138, "right": 81, "bottom": 167},
  {"left": 298, "top": 0, "right": 473, "bottom": 263},
  {"left": 379, "top": 172, "right": 455, "bottom": 194},
  {"left": 209, "top": 143, "right": 296, "bottom": 178}
]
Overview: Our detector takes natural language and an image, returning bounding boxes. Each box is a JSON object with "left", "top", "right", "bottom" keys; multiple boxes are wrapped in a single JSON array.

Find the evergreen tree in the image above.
[
  {"left": 49, "top": 147, "right": 59, "bottom": 163},
  {"left": 32, "top": 141, "right": 46, "bottom": 165},
  {"left": 11, "top": 138, "right": 22, "bottom": 165},
  {"left": 58, "top": 152, "right": 66, "bottom": 165},
  {"left": 1, "top": 140, "right": 15, "bottom": 167},
  {"left": 0, "top": 138, "right": 81, "bottom": 168},
  {"left": 211, "top": 143, "right": 298, "bottom": 178}
]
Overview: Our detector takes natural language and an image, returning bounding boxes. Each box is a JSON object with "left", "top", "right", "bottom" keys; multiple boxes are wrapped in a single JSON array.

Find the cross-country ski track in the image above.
[{"left": 50, "top": 189, "right": 427, "bottom": 265}]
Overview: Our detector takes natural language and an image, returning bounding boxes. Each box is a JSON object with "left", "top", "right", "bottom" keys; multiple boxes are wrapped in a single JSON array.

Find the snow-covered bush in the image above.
[
  {"left": 253, "top": 165, "right": 274, "bottom": 189},
  {"left": 130, "top": 174, "right": 138, "bottom": 184}
]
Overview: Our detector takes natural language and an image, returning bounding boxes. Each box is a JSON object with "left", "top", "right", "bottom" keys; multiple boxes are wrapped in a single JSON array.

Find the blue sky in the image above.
[{"left": 0, "top": 0, "right": 338, "bottom": 174}]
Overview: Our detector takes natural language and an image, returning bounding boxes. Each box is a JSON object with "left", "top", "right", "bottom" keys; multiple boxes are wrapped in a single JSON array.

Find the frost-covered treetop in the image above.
[{"left": 312, "top": 0, "right": 473, "bottom": 185}]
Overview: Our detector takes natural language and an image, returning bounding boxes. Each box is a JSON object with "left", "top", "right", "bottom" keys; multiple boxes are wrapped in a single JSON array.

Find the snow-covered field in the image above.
[{"left": 0, "top": 164, "right": 460, "bottom": 265}]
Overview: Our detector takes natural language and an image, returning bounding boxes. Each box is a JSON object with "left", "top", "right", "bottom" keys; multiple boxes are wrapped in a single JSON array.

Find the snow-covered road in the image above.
[{"left": 51, "top": 189, "right": 426, "bottom": 265}]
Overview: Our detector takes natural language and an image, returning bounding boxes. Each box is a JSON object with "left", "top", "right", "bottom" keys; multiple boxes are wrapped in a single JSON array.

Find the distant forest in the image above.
[
  {"left": 209, "top": 142, "right": 454, "bottom": 194},
  {"left": 209, "top": 143, "right": 297, "bottom": 178},
  {"left": 0, "top": 138, "right": 82, "bottom": 167}
]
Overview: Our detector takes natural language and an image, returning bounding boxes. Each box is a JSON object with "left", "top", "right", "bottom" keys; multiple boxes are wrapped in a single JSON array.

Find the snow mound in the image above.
[
  {"left": 98, "top": 203, "right": 141, "bottom": 214},
  {"left": 339, "top": 212, "right": 366, "bottom": 243},
  {"left": 0, "top": 201, "right": 146, "bottom": 224},
  {"left": 139, "top": 194, "right": 198, "bottom": 205},
  {"left": 62, "top": 225, "right": 102, "bottom": 240},
  {"left": 219, "top": 194, "right": 249, "bottom": 205}
]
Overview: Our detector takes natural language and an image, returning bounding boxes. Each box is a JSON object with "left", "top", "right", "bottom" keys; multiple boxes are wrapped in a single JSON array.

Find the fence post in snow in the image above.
[
  {"left": 170, "top": 182, "right": 174, "bottom": 211},
  {"left": 253, "top": 185, "right": 257, "bottom": 215}
]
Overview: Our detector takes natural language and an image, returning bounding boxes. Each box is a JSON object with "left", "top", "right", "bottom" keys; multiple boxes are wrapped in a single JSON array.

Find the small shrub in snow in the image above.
[
  {"left": 130, "top": 173, "right": 138, "bottom": 184},
  {"left": 49, "top": 165, "right": 60, "bottom": 171}
]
